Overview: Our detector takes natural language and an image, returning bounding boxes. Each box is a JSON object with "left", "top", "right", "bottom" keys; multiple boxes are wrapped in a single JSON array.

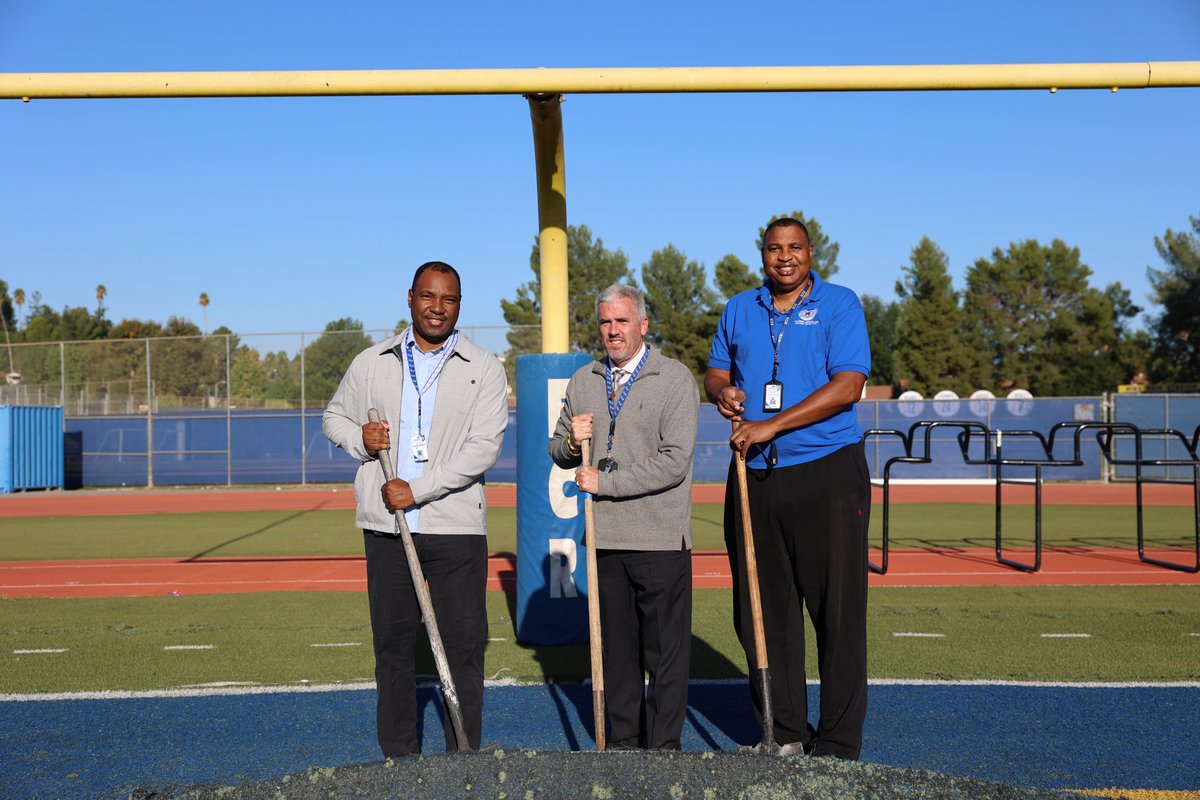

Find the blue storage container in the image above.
[{"left": 0, "top": 405, "right": 65, "bottom": 493}]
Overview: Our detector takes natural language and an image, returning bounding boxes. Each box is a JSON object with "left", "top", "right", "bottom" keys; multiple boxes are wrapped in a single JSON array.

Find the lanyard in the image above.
[
  {"left": 767, "top": 278, "right": 811, "bottom": 380},
  {"left": 604, "top": 346, "right": 650, "bottom": 454},
  {"left": 404, "top": 331, "right": 458, "bottom": 438}
]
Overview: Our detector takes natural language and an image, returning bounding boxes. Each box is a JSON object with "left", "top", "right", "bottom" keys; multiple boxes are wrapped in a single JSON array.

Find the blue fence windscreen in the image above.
[
  {"left": 1112, "top": 394, "right": 1200, "bottom": 480},
  {"left": 61, "top": 395, "right": 1199, "bottom": 488}
]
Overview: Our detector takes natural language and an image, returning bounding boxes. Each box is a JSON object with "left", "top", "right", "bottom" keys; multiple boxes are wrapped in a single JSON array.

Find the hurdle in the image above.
[
  {"left": 1097, "top": 424, "right": 1200, "bottom": 573},
  {"left": 864, "top": 420, "right": 991, "bottom": 575},
  {"left": 958, "top": 422, "right": 1139, "bottom": 573}
]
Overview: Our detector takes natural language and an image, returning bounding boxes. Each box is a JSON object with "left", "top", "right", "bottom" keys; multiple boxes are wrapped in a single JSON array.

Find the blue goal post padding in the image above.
[{"left": 514, "top": 352, "right": 593, "bottom": 646}]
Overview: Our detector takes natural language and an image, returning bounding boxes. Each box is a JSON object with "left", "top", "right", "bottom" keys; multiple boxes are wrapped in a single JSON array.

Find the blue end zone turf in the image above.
[{"left": 2, "top": 682, "right": 1196, "bottom": 798}]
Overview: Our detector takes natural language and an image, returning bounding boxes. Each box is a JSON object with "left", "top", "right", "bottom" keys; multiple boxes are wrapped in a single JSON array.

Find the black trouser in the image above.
[
  {"left": 597, "top": 548, "right": 692, "bottom": 750},
  {"left": 723, "top": 441, "right": 870, "bottom": 759},
  {"left": 363, "top": 530, "right": 487, "bottom": 756}
]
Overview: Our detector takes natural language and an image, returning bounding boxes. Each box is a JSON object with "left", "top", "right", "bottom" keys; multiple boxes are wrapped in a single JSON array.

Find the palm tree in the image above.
[
  {"left": 13, "top": 288, "right": 24, "bottom": 328},
  {"left": 96, "top": 284, "right": 107, "bottom": 316},
  {"left": 199, "top": 292, "right": 210, "bottom": 334}
]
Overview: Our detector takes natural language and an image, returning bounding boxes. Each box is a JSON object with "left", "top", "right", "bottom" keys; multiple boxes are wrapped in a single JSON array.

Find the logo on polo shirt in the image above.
[{"left": 798, "top": 307, "right": 819, "bottom": 325}]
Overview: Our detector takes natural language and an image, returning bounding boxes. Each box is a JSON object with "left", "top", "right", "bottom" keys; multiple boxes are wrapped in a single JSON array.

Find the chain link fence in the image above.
[
  {"left": 2, "top": 330, "right": 1196, "bottom": 488},
  {"left": 0, "top": 326, "right": 534, "bottom": 488},
  {"left": 0, "top": 326, "right": 534, "bottom": 415}
]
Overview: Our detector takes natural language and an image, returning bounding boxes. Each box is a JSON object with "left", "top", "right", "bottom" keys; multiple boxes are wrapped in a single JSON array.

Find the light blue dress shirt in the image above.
[{"left": 396, "top": 330, "right": 452, "bottom": 533}]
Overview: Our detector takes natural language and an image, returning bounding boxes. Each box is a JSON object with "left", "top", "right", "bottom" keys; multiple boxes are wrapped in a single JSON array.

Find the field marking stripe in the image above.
[
  {"left": 162, "top": 645, "right": 215, "bottom": 651},
  {"left": 308, "top": 642, "right": 362, "bottom": 648},
  {"left": 4, "top": 677, "right": 1200, "bottom": 703},
  {"left": 875, "top": 570, "right": 1192, "bottom": 577},
  {"left": 12, "top": 648, "right": 68, "bottom": 654},
  {"left": 0, "top": 579, "right": 365, "bottom": 590},
  {"left": 1041, "top": 633, "right": 1093, "bottom": 638},
  {"left": 893, "top": 632, "right": 946, "bottom": 638}
]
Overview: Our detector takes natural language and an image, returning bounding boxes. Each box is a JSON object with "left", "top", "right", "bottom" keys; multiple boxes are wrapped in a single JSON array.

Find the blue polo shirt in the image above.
[{"left": 708, "top": 271, "right": 871, "bottom": 469}]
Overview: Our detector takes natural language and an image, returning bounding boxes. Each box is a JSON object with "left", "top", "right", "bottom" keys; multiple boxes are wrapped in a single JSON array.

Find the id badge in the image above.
[
  {"left": 763, "top": 380, "right": 784, "bottom": 413},
  {"left": 598, "top": 457, "right": 618, "bottom": 473},
  {"left": 411, "top": 432, "right": 429, "bottom": 463}
]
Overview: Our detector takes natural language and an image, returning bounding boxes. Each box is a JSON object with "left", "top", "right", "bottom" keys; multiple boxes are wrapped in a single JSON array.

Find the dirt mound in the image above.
[{"left": 135, "top": 749, "right": 1089, "bottom": 800}]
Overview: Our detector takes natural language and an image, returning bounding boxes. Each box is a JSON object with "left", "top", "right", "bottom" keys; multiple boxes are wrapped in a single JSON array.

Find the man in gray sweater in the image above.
[
  {"left": 550, "top": 283, "right": 699, "bottom": 750},
  {"left": 323, "top": 261, "right": 508, "bottom": 756}
]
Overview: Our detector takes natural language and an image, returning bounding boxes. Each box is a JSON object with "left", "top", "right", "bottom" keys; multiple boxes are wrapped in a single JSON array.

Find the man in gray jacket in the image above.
[
  {"left": 323, "top": 261, "right": 508, "bottom": 757},
  {"left": 550, "top": 283, "right": 699, "bottom": 750}
]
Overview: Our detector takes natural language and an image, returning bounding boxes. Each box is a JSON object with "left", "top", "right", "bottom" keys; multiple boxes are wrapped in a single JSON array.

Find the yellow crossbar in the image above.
[{"left": 3, "top": 62, "right": 1199, "bottom": 100}]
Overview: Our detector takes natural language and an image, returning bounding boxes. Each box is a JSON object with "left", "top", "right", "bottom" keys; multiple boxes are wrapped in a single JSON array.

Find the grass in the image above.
[
  {"left": 0, "top": 502, "right": 1192, "bottom": 562},
  {"left": 2, "top": 585, "right": 1197, "bottom": 694},
  {"left": 868, "top": 502, "right": 1195, "bottom": 550},
  {"left": 0, "top": 505, "right": 726, "bottom": 560},
  {"left": 2, "top": 503, "right": 1196, "bottom": 695}
]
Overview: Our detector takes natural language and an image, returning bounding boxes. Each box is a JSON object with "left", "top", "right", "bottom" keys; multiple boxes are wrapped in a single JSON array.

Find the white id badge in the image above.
[
  {"left": 763, "top": 380, "right": 784, "bottom": 412},
  {"left": 411, "top": 433, "right": 429, "bottom": 463}
]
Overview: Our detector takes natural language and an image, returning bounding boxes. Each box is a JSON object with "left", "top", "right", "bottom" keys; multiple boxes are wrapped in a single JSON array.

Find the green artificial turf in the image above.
[
  {"left": 0, "top": 502, "right": 1191, "bottom": 562},
  {"left": 0, "top": 505, "right": 728, "bottom": 560},
  {"left": 2, "top": 585, "right": 1197, "bottom": 694},
  {"left": 867, "top": 501, "right": 1194, "bottom": 550}
]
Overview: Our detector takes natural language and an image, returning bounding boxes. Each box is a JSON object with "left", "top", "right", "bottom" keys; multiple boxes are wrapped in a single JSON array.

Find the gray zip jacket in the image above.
[
  {"left": 322, "top": 331, "right": 508, "bottom": 535},
  {"left": 549, "top": 348, "right": 698, "bottom": 550}
]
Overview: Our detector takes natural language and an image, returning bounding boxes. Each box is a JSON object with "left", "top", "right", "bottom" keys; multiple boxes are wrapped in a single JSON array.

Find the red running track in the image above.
[
  {"left": 2, "top": 546, "right": 1198, "bottom": 599},
  {"left": 1, "top": 482, "right": 1195, "bottom": 597}
]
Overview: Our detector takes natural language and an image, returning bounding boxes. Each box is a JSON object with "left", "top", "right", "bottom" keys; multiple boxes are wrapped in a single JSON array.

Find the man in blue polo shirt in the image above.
[{"left": 705, "top": 217, "right": 871, "bottom": 760}]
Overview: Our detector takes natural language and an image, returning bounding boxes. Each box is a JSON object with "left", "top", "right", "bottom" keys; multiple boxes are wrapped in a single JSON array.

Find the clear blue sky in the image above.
[{"left": 3, "top": 0, "right": 1199, "bottom": 356}]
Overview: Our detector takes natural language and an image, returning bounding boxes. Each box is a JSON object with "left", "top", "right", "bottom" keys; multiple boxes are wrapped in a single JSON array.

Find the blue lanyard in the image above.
[
  {"left": 604, "top": 346, "right": 650, "bottom": 453},
  {"left": 404, "top": 331, "right": 458, "bottom": 437},
  {"left": 767, "top": 279, "right": 811, "bottom": 380}
]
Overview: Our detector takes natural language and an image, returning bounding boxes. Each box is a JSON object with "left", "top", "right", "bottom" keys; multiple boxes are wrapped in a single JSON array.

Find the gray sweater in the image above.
[
  {"left": 322, "top": 332, "right": 508, "bottom": 535},
  {"left": 549, "top": 348, "right": 698, "bottom": 551}
]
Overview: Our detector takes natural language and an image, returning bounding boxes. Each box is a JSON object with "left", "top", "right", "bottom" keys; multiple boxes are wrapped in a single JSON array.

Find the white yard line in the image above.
[
  {"left": 5, "top": 677, "right": 1200, "bottom": 703},
  {"left": 1040, "top": 633, "right": 1093, "bottom": 638},
  {"left": 162, "top": 644, "right": 215, "bottom": 651}
]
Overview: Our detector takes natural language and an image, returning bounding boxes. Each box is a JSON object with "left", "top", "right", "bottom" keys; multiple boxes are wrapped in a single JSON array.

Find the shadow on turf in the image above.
[
  {"left": 184, "top": 508, "right": 318, "bottom": 560},
  {"left": 497, "top": 575, "right": 757, "bottom": 751}
]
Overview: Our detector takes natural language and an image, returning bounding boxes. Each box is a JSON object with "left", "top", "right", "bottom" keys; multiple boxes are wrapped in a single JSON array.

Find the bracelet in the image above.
[{"left": 566, "top": 431, "right": 581, "bottom": 455}]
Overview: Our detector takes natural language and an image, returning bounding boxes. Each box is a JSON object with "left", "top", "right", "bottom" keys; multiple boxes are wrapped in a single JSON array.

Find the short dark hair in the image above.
[
  {"left": 761, "top": 217, "right": 811, "bottom": 251},
  {"left": 411, "top": 261, "right": 461, "bottom": 293}
]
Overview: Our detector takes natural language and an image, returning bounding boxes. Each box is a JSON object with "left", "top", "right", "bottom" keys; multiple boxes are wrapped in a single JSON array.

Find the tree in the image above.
[
  {"left": 96, "top": 284, "right": 107, "bottom": 316},
  {"left": 641, "top": 244, "right": 720, "bottom": 386},
  {"left": 756, "top": 210, "right": 839, "bottom": 279},
  {"left": 962, "top": 239, "right": 1133, "bottom": 395},
  {"left": 0, "top": 281, "right": 14, "bottom": 332},
  {"left": 1147, "top": 212, "right": 1200, "bottom": 382},
  {"left": 500, "top": 224, "right": 634, "bottom": 384},
  {"left": 149, "top": 317, "right": 220, "bottom": 402},
  {"left": 892, "top": 237, "right": 983, "bottom": 396},
  {"left": 860, "top": 294, "right": 900, "bottom": 388},
  {"left": 230, "top": 344, "right": 267, "bottom": 404},
  {"left": 21, "top": 304, "right": 111, "bottom": 342},
  {"left": 0, "top": 281, "right": 16, "bottom": 380},
  {"left": 263, "top": 350, "right": 301, "bottom": 405},
  {"left": 714, "top": 253, "right": 760, "bottom": 299},
  {"left": 199, "top": 292, "right": 210, "bottom": 335},
  {"left": 303, "top": 318, "right": 374, "bottom": 407},
  {"left": 13, "top": 288, "right": 25, "bottom": 328}
]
